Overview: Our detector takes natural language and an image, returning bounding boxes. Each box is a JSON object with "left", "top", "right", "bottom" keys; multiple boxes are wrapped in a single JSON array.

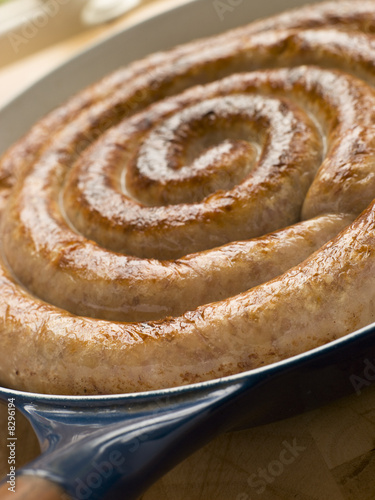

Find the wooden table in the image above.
[{"left": 1, "top": 1, "right": 375, "bottom": 498}]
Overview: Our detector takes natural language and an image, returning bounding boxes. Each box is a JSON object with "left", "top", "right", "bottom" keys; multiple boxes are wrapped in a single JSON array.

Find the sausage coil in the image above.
[{"left": 1, "top": 1, "right": 375, "bottom": 394}]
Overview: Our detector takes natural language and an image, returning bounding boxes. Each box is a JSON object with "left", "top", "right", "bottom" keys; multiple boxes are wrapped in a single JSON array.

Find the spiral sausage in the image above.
[{"left": 1, "top": 1, "right": 375, "bottom": 394}]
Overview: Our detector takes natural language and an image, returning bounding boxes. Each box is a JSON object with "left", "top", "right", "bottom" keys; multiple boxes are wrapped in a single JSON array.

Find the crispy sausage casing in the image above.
[{"left": 1, "top": 1, "right": 375, "bottom": 394}]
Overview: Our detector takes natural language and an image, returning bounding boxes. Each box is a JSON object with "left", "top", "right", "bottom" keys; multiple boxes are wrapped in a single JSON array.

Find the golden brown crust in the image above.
[{"left": 1, "top": 1, "right": 375, "bottom": 394}]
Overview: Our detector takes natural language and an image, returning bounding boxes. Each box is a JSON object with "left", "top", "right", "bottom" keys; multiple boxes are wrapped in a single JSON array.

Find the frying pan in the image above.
[{"left": 0, "top": 0, "right": 374, "bottom": 498}]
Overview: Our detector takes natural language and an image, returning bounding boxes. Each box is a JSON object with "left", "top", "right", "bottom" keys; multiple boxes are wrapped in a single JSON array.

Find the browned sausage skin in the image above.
[{"left": 1, "top": 1, "right": 375, "bottom": 394}]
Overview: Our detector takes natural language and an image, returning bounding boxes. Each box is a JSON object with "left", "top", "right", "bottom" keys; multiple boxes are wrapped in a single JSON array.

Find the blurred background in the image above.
[{"left": 0, "top": 0, "right": 173, "bottom": 107}]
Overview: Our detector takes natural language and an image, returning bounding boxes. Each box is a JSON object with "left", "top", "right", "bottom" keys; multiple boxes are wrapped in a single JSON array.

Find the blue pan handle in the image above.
[{"left": 0, "top": 379, "right": 251, "bottom": 500}]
